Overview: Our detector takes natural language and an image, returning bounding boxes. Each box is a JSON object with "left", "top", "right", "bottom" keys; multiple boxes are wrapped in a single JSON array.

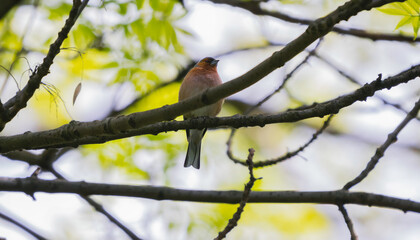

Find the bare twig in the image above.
[
  {"left": 0, "top": 211, "right": 47, "bottom": 240},
  {"left": 226, "top": 41, "right": 330, "bottom": 167},
  {"left": 228, "top": 115, "right": 334, "bottom": 167},
  {"left": 207, "top": 0, "right": 414, "bottom": 42},
  {"left": 49, "top": 168, "right": 143, "bottom": 240},
  {"left": 214, "top": 148, "right": 259, "bottom": 240},
  {"left": 338, "top": 204, "right": 358, "bottom": 240},
  {"left": 0, "top": 0, "right": 89, "bottom": 131},
  {"left": 343, "top": 97, "right": 420, "bottom": 190},
  {"left": 314, "top": 52, "right": 420, "bottom": 122}
]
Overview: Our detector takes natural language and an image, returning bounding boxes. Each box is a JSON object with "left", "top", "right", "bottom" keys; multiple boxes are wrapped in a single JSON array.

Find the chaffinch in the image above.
[{"left": 178, "top": 57, "right": 224, "bottom": 169}]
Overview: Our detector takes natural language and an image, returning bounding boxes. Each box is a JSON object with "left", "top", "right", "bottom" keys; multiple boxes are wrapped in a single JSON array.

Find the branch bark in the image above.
[
  {"left": 0, "top": 64, "right": 418, "bottom": 153},
  {"left": 0, "top": 177, "right": 419, "bottom": 214}
]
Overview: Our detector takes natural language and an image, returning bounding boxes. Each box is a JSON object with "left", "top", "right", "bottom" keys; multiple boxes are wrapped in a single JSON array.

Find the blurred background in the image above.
[{"left": 1, "top": 0, "right": 420, "bottom": 239}]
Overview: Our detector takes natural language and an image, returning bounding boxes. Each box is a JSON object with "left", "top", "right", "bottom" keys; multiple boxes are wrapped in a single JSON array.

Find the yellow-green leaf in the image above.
[
  {"left": 412, "top": 16, "right": 420, "bottom": 39},
  {"left": 378, "top": 7, "right": 409, "bottom": 16},
  {"left": 395, "top": 16, "right": 412, "bottom": 30}
]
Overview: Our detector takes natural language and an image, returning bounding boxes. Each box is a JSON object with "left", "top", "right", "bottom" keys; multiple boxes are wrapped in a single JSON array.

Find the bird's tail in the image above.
[{"left": 184, "top": 129, "right": 205, "bottom": 169}]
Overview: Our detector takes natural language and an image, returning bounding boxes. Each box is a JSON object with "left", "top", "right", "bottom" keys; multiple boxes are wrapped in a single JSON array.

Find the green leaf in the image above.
[
  {"left": 395, "top": 16, "right": 412, "bottom": 30},
  {"left": 412, "top": 16, "right": 420, "bottom": 39},
  {"left": 377, "top": 7, "right": 409, "bottom": 16},
  {"left": 407, "top": 0, "right": 420, "bottom": 10},
  {"left": 149, "top": 0, "right": 160, "bottom": 11},
  {"left": 135, "top": 0, "right": 145, "bottom": 9},
  {"left": 379, "top": 1, "right": 420, "bottom": 39}
]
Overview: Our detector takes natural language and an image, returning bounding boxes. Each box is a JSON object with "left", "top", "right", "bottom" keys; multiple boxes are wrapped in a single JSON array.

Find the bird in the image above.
[{"left": 178, "top": 57, "right": 224, "bottom": 169}]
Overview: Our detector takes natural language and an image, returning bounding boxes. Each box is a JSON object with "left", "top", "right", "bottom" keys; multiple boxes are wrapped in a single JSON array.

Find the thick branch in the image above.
[
  {"left": 0, "top": 64, "right": 418, "bottom": 153},
  {"left": 0, "top": 177, "right": 419, "bottom": 213}
]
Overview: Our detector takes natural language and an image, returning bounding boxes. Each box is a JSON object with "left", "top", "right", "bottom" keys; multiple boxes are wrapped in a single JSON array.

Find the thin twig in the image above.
[
  {"left": 226, "top": 40, "right": 326, "bottom": 167},
  {"left": 343, "top": 97, "right": 420, "bottom": 190},
  {"left": 338, "top": 204, "right": 358, "bottom": 240},
  {"left": 228, "top": 115, "right": 334, "bottom": 167},
  {"left": 0, "top": 211, "right": 47, "bottom": 240},
  {"left": 314, "top": 52, "right": 420, "bottom": 122},
  {"left": 214, "top": 148, "right": 259, "bottom": 240},
  {"left": 0, "top": 0, "right": 40, "bottom": 95},
  {"left": 48, "top": 168, "right": 143, "bottom": 240},
  {"left": 208, "top": 0, "right": 415, "bottom": 42},
  {"left": 0, "top": 0, "right": 89, "bottom": 131}
]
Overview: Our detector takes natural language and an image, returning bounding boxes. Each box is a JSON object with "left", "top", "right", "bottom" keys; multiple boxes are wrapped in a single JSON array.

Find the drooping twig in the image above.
[
  {"left": 0, "top": 0, "right": 89, "bottom": 131},
  {"left": 338, "top": 204, "right": 358, "bottom": 240},
  {"left": 0, "top": 0, "right": 40, "bottom": 95},
  {"left": 228, "top": 115, "right": 334, "bottom": 167},
  {"left": 0, "top": 211, "right": 47, "bottom": 240},
  {"left": 225, "top": 39, "right": 324, "bottom": 167},
  {"left": 214, "top": 148, "right": 259, "bottom": 240},
  {"left": 343, "top": 97, "right": 420, "bottom": 190}
]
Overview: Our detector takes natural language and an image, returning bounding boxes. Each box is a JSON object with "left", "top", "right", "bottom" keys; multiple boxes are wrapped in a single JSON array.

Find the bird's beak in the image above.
[{"left": 210, "top": 59, "right": 219, "bottom": 67}]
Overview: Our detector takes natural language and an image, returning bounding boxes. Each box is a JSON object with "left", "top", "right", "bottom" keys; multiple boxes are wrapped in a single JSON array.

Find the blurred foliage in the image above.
[
  {"left": 81, "top": 134, "right": 184, "bottom": 180},
  {"left": 192, "top": 204, "right": 328, "bottom": 239},
  {"left": 378, "top": 0, "right": 420, "bottom": 39}
]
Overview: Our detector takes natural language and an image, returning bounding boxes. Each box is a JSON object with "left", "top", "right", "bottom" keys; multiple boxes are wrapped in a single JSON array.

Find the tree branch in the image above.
[
  {"left": 343, "top": 96, "right": 420, "bottom": 190},
  {"left": 0, "top": 211, "right": 47, "bottom": 240},
  {"left": 3, "top": 150, "right": 143, "bottom": 240},
  {"left": 228, "top": 115, "right": 334, "bottom": 167},
  {"left": 0, "top": 0, "right": 89, "bottom": 131},
  {"left": 215, "top": 148, "right": 258, "bottom": 240},
  {"left": 0, "top": 63, "right": 418, "bottom": 153},
  {"left": 207, "top": 0, "right": 414, "bottom": 42},
  {"left": 338, "top": 205, "right": 358, "bottom": 240},
  {"left": 0, "top": 177, "right": 420, "bottom": 213},
  {"left": 49, "top": 169, "right": 143, "bottom": 240}
]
